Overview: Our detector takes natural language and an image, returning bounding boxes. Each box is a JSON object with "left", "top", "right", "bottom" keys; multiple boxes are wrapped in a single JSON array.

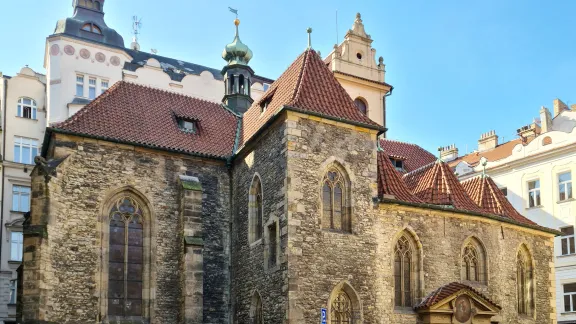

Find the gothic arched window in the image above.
[
  {"left": 517, "top": 245, "right": 534, "bottom": 315},
  {"left": 108, "top": 197, "right": 144, "bottom": 317},
  {"left": 328, "top": 282, "right": 362, "bottom": 323},
  {"left": 249, "top": 175, "right": 263, "bottom": 243},
  {"left": 354, "top": 98, "right": 367, "bottom": 115},
  {"left": 322, "top": 165, "right": 351, "bottom": 232},
  {"left": 394, "top": 235, "right": 413, "bottom": 307},
  {"left": 461, "top": 237, "right": 487, "bottom": 283},
  {"left": 331, "top": 290, "right": 352, "bottom": 324},
  {"left": 250, "top": 292, "right": 263, "bottom": 324}
]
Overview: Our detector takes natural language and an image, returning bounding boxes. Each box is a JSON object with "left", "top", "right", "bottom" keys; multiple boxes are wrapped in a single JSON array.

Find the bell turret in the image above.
[{"left": 221, "top": 18, "right": 254, "bottom": 114}]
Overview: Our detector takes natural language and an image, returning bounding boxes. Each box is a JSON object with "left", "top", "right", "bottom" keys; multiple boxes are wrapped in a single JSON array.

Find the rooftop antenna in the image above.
[
  {"left": 131, "top": 16, "right": 142, "bottom": 51},
  {"left": 151, "top": 49, "right": 158, "bottom": 55}
]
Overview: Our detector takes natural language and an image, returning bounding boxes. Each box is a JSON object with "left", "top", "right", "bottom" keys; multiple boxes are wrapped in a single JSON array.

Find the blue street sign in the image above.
[{"left": 320, "top": 308, "right": 327, "bottom": 324}]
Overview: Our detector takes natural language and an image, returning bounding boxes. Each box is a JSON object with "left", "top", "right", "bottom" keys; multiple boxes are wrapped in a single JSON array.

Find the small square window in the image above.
[{"left": 178, "top": 119, "right": 197, "bottom": 133}]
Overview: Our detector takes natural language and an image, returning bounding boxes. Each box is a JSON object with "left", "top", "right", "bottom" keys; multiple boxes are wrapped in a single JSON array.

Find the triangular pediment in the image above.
[{"left": 415, "top": 282, "right": 500, "bottom": 323}]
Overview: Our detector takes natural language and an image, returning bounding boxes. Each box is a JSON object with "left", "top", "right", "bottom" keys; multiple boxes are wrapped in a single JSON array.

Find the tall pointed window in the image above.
[
  {"left": 461, "top": 237, "right": 487, "bottom": 283},
  {"left": 394, "top": 236, "right": 413, "bottom": 307},
  {"left": 517, "top": 245, "right": 534, "bottom": 316},
  {"left": 250, "top": 292, "right": 263, "bottom": 324},
  {"left": 322, "top": 165, "right": 351, "bottom": 233},
  {"left": 108, "top": 197, "right": 144, "bottom": 317},
  {"left": 249, "top": 175, "right": 263, "bottom": 243},
  {"left": 331, "top": 290, "right": 352, "bottom": 324}
]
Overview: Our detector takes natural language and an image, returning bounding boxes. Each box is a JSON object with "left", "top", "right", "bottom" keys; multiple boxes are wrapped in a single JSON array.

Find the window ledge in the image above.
[
  {"left": 558, "top": 253, "right": 576, "bottom": 259},
  {"left": 525, "top": 205, "right": 544, "bottom": 210},
  {"left": 322, "top": 229, "right": 354, "bottom": 235},
  {"left": 9, "top": 211, "right": 27, "bottom": 214},
  {"left": 558, "top": 198, "right": 575, "bottom": 205},
  {"left": 7, "top": 261, "right": 21, "bottom": 265},
  {"left": 560, "top": 311, "right": 576, "bottom": 315},
  {"left": 249, "top": 239, "right": 262, "bottom": 248},
  {"left": 15, "top": 116, "right": 38, "bottom": 121}
]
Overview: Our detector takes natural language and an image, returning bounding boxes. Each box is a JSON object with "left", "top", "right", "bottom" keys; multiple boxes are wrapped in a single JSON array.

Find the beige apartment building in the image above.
[{"left": 0, "top": 67, "right": 46, "bottom": 323}]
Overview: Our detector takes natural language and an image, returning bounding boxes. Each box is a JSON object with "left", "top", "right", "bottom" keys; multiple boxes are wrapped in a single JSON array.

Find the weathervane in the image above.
[{"left": 229, "top": 6, "right": 238, "bottom": 18}]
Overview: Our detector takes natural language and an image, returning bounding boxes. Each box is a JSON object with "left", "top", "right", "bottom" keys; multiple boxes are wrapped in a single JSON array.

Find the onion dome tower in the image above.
[{"left": 221, "top": 18, "right": 254, "bottom": 114}]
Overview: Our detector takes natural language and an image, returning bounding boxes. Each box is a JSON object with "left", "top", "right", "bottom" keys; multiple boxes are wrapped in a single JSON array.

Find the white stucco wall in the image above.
[{"left": 45, "top": 36, "right": 129, "bottom": 124}]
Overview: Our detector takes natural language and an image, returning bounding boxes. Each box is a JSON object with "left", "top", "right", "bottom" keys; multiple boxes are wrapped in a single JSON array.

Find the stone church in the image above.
[{"left": 20, "top": 2, "right": 559, "bottom": 324}]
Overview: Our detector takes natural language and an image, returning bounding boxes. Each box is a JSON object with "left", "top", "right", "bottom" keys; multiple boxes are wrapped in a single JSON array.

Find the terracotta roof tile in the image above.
[
  {"left": 448, "top": 138, "right": 532, "bottom": 168},
  {"left": 377, "top": 151, "right": 423, "bottom": 203},
  {"left": 380, "top": 139, "right": 436, "bottom": 173},
  {"left": 241, "top": 49, "right": 382, "bottom": 145},
  {"left": 403, "top": 161, "right": 485, "bottom": 213},
  {"left": 53, "top": 81, "right": 239, "bottom": 158},
  {"left": 415, "top": 282, "right": 501, "bottom": 310},
  {"left": 461, "top": 175, "right": 536, "bottom": 225}
]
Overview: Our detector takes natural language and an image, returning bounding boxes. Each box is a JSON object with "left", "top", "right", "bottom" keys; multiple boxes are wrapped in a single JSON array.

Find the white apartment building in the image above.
[
  {"left": 445, "top": 99, "right": 576, "bottom": 324},
  {"left": 0, "top": 2, "right": 391, "bottom": 323}
]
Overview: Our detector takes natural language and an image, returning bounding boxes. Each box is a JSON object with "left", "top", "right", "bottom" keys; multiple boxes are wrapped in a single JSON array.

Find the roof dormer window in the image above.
[
  {"left": 81, "top": 23, "right": 102, "bottom": 35},
  {"left": 178, "top": 119, "right": 197, "bottom": 134}
]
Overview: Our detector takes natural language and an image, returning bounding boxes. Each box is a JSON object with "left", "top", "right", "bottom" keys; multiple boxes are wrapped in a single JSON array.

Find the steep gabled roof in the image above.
[
  {"left": 403, "top": 161, "right": 485, "bottom": 213},
  {"left": 377, "top": 151, "right": 422, "bottom": 203},
  {"left": 415, "top": 282, "right": 501, "bottom": 310},
  {"left": 52, "top": 81, "right": 239, "bottom": 159},
  {"left": 462, "top": 175, "right": 536, "bottom": 225},
  {"left": 241, "top": 49, "right": 383, "bottom": 146},
  {"left": 380, "top": 139, "right": 436, "bottom": 173}
]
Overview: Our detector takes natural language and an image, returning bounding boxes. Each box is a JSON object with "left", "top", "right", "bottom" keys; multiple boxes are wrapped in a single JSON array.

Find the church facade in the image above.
[{"left": 17, "top": 1, "right": 560, "bottom": 324}]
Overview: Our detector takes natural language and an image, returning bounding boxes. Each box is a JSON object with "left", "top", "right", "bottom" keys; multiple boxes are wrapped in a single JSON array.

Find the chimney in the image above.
[
  {"left": 440, "top": 144, "right": 459, "bottom": 162},
  {"left": 553, "top": 99, "right": 569, "bottom": 117},
  {"left": 540, "top": 106, "right": 552, "bottom": 133},
  {"left": 517, "top": 122, "right": 541, "bottom": 142},
  {"left": 478, "top": 130, "right": 498, "bottom": 152}
]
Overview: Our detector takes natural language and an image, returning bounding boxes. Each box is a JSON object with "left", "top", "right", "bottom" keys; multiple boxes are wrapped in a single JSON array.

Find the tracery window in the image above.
[
  {"left": 461, "top": 237, "right": 487, "bottom": 283},
  {"left": 108, "top": 197, "right": 144, "bottom": 317},
  {"left": 249, "top": 175, "right": 263, "bottom": 243},
  {"left": 331, "top": 290, "right": 352, "bottom": 324},
  {"left": 322, "top": 166, "right": 351, "bottom": 232},
  {"left": 517, "top": 245, "right": 534, "bottom": 316},
  {"left": 394, "top": 235, "right": 413, "bottom": 307}
]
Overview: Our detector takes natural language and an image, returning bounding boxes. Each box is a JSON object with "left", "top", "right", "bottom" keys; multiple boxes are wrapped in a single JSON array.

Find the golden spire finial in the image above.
[{"left": 234, "top": 18, "right": 240, "bottom": 26}]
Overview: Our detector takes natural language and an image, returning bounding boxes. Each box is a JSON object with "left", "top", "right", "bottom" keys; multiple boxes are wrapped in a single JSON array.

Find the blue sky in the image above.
[{"left": 1, "top": 0, "right": 575, "bottom": 154}]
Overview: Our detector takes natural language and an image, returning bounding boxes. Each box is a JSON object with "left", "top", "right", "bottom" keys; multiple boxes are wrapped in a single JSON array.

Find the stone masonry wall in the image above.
[
  {"left": 23, "top": 134, "right": 231, "bottom": 324},
  {"left": 284, "top": 113, "right": 556, "bottom": 324},
  {"left": 231, "top": 116, "right": 288, "bottom": 323}
]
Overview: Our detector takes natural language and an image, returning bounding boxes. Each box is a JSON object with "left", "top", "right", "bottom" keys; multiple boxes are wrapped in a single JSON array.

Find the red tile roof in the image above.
[
  {"left": 403, "top": 161, "right": 485, "bottom": 213},
  {"left": 462, "top": 175, "right": 536, "bottom": 225},
  {"left": 377, "top": 151, "right": 423, "bottom": 203},
  {"left": 447, "top": 138, "right": 531, "bottom": 168},
  {"left": 53, "top": 81, "right": 240, "bottom": 158},
  {"left": 380, "top": 139, "right": 436, "bottom": 173},
  {"left": 241, "top": 49, "right": 383, "bottom": 145},
  {"left": 415, "top": 282, "right": 501, "bottom": 310}
]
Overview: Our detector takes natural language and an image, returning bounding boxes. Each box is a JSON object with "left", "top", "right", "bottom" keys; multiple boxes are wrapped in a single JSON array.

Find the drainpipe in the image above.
[
  {"left": 383, "top": 86, "right": 394, "bottom": 136},
  {"left": 0, "top": 76, "right": 8, "bottom": 268}
]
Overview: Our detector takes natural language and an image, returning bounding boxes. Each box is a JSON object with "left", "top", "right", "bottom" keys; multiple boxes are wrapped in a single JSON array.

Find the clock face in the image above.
[{"left": 454, "top": 295, "right": 472, "bottom": 322}]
